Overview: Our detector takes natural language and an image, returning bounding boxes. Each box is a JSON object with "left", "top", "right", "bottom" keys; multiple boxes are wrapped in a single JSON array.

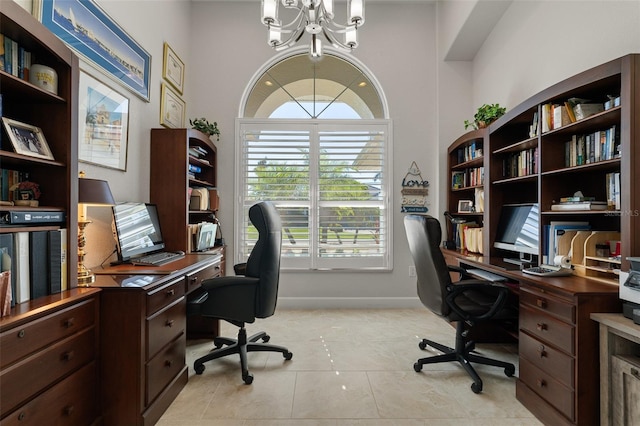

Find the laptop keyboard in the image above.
[{"left": 131, "top": 251, "right": 184, "bottom": 266}]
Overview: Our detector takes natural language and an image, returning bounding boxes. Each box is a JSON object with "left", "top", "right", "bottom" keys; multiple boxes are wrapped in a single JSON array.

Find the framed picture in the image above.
[
  {"left": 1, "top": 117, "right": 54, "bottom": 160},
  {"left": 35, "top": 0, "right": 151, "bottom": 102},
  {"left": 458, "top": 200, "right": 474, "bottom": 213},
  {"left": 160, "top": 83, "right": 186, "bottom": 128},
  {"left": 162, "top": 42, "right": 185, "bottom": 95},
  {"left": 78, "top": 68, "right": 130, "bottom": 171}
]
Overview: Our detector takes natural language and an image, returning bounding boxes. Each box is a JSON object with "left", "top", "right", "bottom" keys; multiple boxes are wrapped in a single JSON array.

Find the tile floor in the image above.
[{"left": 157, "top": 309, "right": 543, "bottom": 426}]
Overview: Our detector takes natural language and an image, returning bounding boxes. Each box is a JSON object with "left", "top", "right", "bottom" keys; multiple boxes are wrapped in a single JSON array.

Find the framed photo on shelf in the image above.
[
  {"left": 1, "top": 117, "right": 55, "bottom": 160},
  {"left": 35, "top": 0, "right": 151, "bottom": 102},
  {"left": 457, "top": 199, "right": 474, "bottom": 213},
  {"left": 160, "top": 83, "right": 185, "bottom": 128},
  {"left": 162, "top": 42, "right": 185, "bottom": 95},
  {"left": 78, "top": 68, "right": 130, "bottom": 171}
]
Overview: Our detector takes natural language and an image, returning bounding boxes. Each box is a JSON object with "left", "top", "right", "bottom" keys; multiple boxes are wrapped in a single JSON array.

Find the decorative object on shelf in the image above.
[
  {"left": 401, "top": 161, "right": 429, "bottom": 213},
  {"left": 29, "top": 64, "right": 58, "bottom": 94},
  {"left": 10, "top": 181, "right": 40, "bottom": 207},
  {"left": 160, "top": 83, "right": 186, "bottom": 128},
  {"left": 36, "top": 0, "right": 151, "bottom": 101},
  {"left": 78, "top": 68, "right": 130, "bottom": 171},
  {"left": 1, "top": 117, "right": 54, "bottom": 160},
  {"left": 261, "top": 0, "right": 365, "bottom": 58},
  {"left": 189, "top": 117, "right": 220, "bottom": 141},
  {"left": 457, "top": 199, "right": 474, "bottom": 213},
  {"left": 162, "top": 42, "right": 184, "bottom": 95},
  {"left": 464, "top": 103, "right": 506, "bottom": 130},
  {"left": 78, "top": 172, "right": 115, "bottom": 286}
]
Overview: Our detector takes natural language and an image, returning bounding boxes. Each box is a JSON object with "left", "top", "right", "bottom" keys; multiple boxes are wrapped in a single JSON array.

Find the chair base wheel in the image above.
[
  {"left": 471, "top": 381, "right": 482, "bottom": 394},
  {"left": 284, "top": 351, "right": 293, "bottom": 360},
  {"left": 243, "top": 373, "right": 254, "bottom": 384},
  {"left": 413, "top": 362, "right": 422, "bottom": 372},
  {"left": 262, "top": 335, "right": 270, "bottom": 343},
  {"left": 194, "top": 363, "right": 205, "bottom": 375},
  {"left": 505, "top": 365, "right": 515, "bottom": 377},
  {"left": 418, "top": 340, "right": 427, "bottom": 350}
]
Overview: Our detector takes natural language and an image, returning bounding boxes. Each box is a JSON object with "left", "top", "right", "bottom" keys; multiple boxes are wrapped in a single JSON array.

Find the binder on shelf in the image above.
[
  {"left": 48, "top": 230, "right": 62, "bottom": 294},
  {"left": 60, "top": 228, "right": 68, "bottom": 291},
  {"left": 29, "top": 230, "right": 48, "bottom": 299},
  {"left": 13, "top": 232, "right": 30, "bottom": 303},
  {"left": 0, "top": 233, "right": 15, "bottom": 307},
  {"left": 1, "top": 210, "right": 65, "bottom": 225}
]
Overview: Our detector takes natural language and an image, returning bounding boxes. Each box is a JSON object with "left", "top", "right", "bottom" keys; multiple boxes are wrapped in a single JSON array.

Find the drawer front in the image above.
[
  {"left": 519, "top": 357, "right": 575, "bottom": 421},
  {"left": 147, "top": 278, "right": 185, "bottom": 317},
  {"left": 147, "top": 298, "right": 186, "bottom": 359},
  {"left": 185, "top": 261, "right": 221, "bottom": 294},
  {"left": 0, "top": 328, "right": 95, "bottom": 415},
  {"left": 520, "top": 304, "right": 575, "bottom": 354},
  {"left": 520, "top": 288, "right": 575, "bottom": 323},
  {"left": 146, "top": 334, "right": 186, "bottom": 405},
  {"left": 519, "top": 331, "right": 574, "bottom": 388},
  {"left": 2, "top": 362, "right": 97, "bottom": 426},
  {"left": 0, "top": 298, "right": 96, "bottom": 369}
]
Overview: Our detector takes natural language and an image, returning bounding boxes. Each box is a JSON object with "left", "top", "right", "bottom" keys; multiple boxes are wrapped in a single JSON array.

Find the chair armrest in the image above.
[
  {"left": 445, "top": 280, "right": 510, "bottom": 322},
  {"left": 234, "top": 262, "right": 247, "bottom": 276}
]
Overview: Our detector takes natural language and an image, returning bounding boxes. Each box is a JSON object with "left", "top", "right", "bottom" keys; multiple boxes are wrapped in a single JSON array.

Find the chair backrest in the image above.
[
  {"left": 403, "top": 214, "right": 453, "bottom": 317},
  {"left": 245, "top": 201, "right": 283, "bottom": 318}
]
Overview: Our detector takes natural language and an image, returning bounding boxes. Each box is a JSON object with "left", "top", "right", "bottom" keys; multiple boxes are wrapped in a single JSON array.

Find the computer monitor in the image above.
[
  {"left": 112, "top": 202, "right": 165, "bottom": 263},
  {"left": 493, "top": 203, "right": 539, "bottom": 265}
]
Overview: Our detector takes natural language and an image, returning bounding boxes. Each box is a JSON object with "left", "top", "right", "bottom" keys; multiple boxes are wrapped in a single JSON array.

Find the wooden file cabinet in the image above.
[{"left": 0, "top": 290, "right": 100, "bottom": 425}]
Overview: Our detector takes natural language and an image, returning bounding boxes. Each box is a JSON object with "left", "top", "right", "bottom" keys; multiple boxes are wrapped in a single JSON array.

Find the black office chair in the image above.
[
  {"left": 191, "top": 201, "right": 292, "bottom": 384},
  {"left": 403, "top": 214, "right": 516, "bottom": 393}
]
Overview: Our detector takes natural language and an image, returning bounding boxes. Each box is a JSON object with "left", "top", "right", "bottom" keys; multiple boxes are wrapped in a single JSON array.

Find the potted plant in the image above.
[
  {"left": 189, "top": 117, "right": 220, "bottom": 141},
  {"left": 464, "top": 103, "right": 506, "bottom": 130}
]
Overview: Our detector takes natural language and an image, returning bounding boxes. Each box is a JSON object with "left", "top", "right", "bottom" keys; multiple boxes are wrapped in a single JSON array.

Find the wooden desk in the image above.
[
  {"left": 443, "top": 249, "right": 621, "bottom": 426},
  {"left": 591, "top": 313, "right": 640, "bottom": 425},
  {"left": 92, "top": 254, "right": 222, "bottom": 426}
]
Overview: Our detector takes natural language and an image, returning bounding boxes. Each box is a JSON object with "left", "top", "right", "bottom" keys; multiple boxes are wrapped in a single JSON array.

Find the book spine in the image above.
[
  {"left": 0, "top": 233, "right": 15, "bottom": 307},
  {"left": 48, "top": 230, "right": 62, "bottom": 294},
  {"left": 13, "top": 232, "right": 29, "bottom": 303},
  {"left": 60, "top": 228, "right": 68, "bottom": 291},
  {"left": 29, "top": 231, "right": 48, "bottom": 299}
]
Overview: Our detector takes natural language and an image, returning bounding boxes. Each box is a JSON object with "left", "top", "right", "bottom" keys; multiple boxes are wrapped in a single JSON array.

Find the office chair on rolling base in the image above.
[
  {"left": 403, "top": 214, "right": 517, "bottom": 393},
  {"left": 190, "top": 201, "right": 292, "bottom": 384}
]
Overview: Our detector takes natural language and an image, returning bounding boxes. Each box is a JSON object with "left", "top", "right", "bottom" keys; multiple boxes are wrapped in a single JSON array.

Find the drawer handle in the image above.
[
  {"left": 63, "top": 318, "right": 75, "bottom": 328},
  {"left": 537, "top": 379, "right": 546, "bottom": 388},
  {"left": 62, "top": 351, "right": 75, "bottom": 362},
  {"left": 538, "top": 345, "right": 547, "bottom": 358},
  {"left": 166, "top": 289, "right": 175, "bottom": 297},
  {"left": 18, "top": 411, "right": 26, "bottom": 421},
  {"left": 17, "top": 329, "right": 25, "bottom": 339},
  {"left": 165, "top": 360, "right": 173, "bottom": 367},
  {"left": 189, "top": 277, "right": 197, "bottom": 284},
  {"left": 632, "top": 368, "right": 640, "bottom": 380},
  {"left": 536, "top": 298, "right": 547, "bottom": 308},
  {"left": 536, "top": 323, "right": 547, "bottom": 331},
  {"left": 64, "top": 405, "right": 75, "bottom": 416},
  {"left": 166, "top": 319, "right": 174, "bottom": 328}
]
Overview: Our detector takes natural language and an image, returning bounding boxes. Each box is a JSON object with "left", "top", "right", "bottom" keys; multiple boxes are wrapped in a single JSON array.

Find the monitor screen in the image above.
[
  {"left": 112, "top": 202, "right": 165, "bottom": 262},
  {"left": 493, "top": 203, "right": 539, "bottom": 256}
]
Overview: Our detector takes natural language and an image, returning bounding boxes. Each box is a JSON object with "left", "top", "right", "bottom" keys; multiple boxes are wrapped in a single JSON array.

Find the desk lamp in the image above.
[{"left": 78, "top": 172, "right": 115, "bottom": 286}]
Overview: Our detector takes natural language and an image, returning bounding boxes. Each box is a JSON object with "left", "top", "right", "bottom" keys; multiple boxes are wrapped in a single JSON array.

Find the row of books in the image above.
[
  {"left": 188, "top": 145, "right": 210, "bottom": 163},
  {"left": 451, "top": 167, "right": 484, "bottom": 189},
  {"left": 501, "top": 146, "right": 538, "bottom": 178},
  {"left": 540, "top": 96, "right": 618, "bottom": 133},
  {"left": 0, "top": 229, "right": 68, "bottom": 307},
  {"left": 452, "top": 222, "right": 483, "bottom": 254},
  {"left": 0, "top": 169, "right": 31, "bottom": 202},
  {"left": 0, "top": 33, "right": 32, "bottom": 80},
  {"left": 606, "top": 172, "right": 621, "bottom": 211},
  {"left": 564, "top": 125, "right": 620, "bottom": 167},
  {"left": 455, "top": 142, "right": 483, "bottom": 164}
]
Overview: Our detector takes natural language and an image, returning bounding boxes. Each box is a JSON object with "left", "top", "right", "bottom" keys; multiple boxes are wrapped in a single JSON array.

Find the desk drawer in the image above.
[
  {"left": 519, "top": 331, "right": 574, "bottom": 388},
  {"left": 185, "top": 261, "right": 222, "bottom": 294},
  {"left": 2, "top": 362, "right": 97, "bottom": 426},
  {"left": 146, "top": 334, "right": 186, "bottom": 405},
  {"left": 520, "top": 304, "right": 574, "bottom": 354},
  {"left": 0, "top": 328, "right": 95, "bottom": 415},
  {"left": 520, "top": 357, "right": 575, "bottom": 421},
  {"left": 147, "top": 298, "right": 186, "bottom": 359},
  {"left": 0, "top": 298, "right": 96, "bottom": 369},
  {"left": 520, "top": 288, "right": 574, "bottom": 323},
  {"left": 147, "top": 278, "right": 185, "bottom": 317}
]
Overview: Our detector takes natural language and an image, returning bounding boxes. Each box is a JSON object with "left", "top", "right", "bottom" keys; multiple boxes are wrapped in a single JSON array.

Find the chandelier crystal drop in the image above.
[{"left": 261, "top": 0, "right": 364, "bottom": 57}]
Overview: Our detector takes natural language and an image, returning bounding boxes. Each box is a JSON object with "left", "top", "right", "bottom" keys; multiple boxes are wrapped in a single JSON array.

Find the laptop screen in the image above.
[{"left": 112, "top": 202, "right": 165, "bottom": 262}]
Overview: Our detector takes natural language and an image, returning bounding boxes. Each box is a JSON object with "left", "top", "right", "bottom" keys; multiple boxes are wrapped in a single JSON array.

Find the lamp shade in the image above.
[{"left": 79, "top": 178, "right": 115, "bottom": 206}]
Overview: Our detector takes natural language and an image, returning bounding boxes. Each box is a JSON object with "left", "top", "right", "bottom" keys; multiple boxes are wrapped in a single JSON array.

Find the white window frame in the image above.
[{"left": 235, "top": 118, "right": 393, "bottom": 271}]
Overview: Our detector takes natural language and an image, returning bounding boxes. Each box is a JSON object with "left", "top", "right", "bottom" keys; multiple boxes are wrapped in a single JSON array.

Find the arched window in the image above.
[{"left": 236, "top": 50, "right": 392, "bottom": 271}]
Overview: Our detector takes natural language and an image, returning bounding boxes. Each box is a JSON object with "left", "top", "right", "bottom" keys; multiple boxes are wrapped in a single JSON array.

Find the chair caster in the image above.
[
  {"left": 413, "top": 362, "right": 422, "bottom": 372},
  {"left": 194, "top": 363, "right": 205, "bottom": 375},
  {"left": 418, "top": 340, "right": 427, "bottom": 350},
  {"left": 284, "top": 351, "right": 293, "bottom": 360},
  {"left": 504, "top": 365, "right": 515, "bottom": 377},
  {"left": 243, "top": 373, "right": 254, "bottom": 384},
  {"left": 471, "top": 381, "right": 483, "bottom": 394},
  {"left": 262, "top": 334, "right": 270, "bottom": 343}
]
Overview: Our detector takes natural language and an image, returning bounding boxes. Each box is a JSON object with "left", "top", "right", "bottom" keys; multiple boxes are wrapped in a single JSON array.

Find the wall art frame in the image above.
[
  {"left": 162, "top": 42, "right": 184, "bottom": 95},
  {"left": 35, "top": 0, "right": 151, "bottom": 101},
  {"left": 78, "top": 67, "right": 130, "bottom": 171},
  {"left": 160, "top": 82, "right": 185, "bottom": 129},
  {"left": 2, "top": 117, "right": 54, "bottom": 160}
]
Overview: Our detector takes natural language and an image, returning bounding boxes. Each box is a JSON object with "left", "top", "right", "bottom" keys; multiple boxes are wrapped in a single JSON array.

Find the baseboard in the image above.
[{"left": 276, "top": 297, "right": 422, "bottom": 309}]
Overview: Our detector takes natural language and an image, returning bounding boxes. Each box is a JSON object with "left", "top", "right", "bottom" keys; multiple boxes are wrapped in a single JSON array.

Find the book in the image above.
[
  {"left": 559, "top": 196, "right": 596, "bottom": 203},
  {"left": 1, "top": 210, "right": 66, "bottom": 225},
  {"left": 29, "top": 231, "right": 48, "bottom": 299},
  {"left": 551, "top": 202, "right": 608, "bottom": 211},
  {"left": 13, "top": 232, "right": 29, "bottom": 303},
  {"left": 48, "top": 230, "right": 62, "bottom": 294},
  {"left": 0, "top": 233, "right": 15, "bottom": 307},
  {"left": 564, "top": 101, "right": 576, "bottom": 122},
  {"left": 60, "top": 228, "right": 68, "bottom": 291}
]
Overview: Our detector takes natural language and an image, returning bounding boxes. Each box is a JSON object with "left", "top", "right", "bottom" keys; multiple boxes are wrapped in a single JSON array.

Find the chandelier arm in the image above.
[{"left": 321, "top": 28, "right": 353, "bottom": 52}]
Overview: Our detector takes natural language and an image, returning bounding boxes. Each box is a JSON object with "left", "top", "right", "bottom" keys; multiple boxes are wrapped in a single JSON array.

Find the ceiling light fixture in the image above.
[{"left": 261, "top": 0, "right": 364, "bottom": 58}]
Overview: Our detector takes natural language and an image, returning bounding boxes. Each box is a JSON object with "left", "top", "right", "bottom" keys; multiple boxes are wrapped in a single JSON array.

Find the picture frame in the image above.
[
  {"left": 1, "top": 117, "right": 55, "bottom": 160},
  {"left": 160, "top": 83, "right": 186, "bottom": 129},
  {"left": 458, "top": 200, "right": 474, "bottom": 213},
  {"left": 78, "top": 68, "right": 130, "bottom": 171},
  {"left": 162, "top": 42, "right": 185, "bottom": 95},
  {"left": 35, "top": 0, "right": 151, "bottom": 102}
]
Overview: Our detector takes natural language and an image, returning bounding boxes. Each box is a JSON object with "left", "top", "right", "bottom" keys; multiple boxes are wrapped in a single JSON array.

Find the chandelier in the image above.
[{"left": 261, "top": 0, "right": 365, "bottom": 58}]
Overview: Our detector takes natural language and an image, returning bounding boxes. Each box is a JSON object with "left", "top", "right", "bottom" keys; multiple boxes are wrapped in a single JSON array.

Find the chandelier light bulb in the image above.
[
  {"left": 348, "top": 0, "right": 365, "bottom": 26},
  {"left": 262, "top": 0, "right": 278, "bottom": 24}
]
